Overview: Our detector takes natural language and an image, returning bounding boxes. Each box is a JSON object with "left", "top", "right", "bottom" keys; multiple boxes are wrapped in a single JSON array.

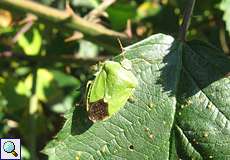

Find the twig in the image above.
[
  {"left": 0, "top": 0, "right": 127, "bottom": 52},
  {"left": 13, "top": 20, "right": 34, "bottom": 43},
  {"left": 0, "top": 0, "right": 124, "bottom": 37},
  {"left": 0, "top": 51, "right": 108, "bottom": 65},
  {"left": 178, "top": 0, "right": 196, "bottom": 42}
]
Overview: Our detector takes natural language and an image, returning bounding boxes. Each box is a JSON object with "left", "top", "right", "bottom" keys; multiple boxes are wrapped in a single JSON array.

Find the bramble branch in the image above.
[{"left": 0, "top": 0, "right": 128, "bottom": 53}]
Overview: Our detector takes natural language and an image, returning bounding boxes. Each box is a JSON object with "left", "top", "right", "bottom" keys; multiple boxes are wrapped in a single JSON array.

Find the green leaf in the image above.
[
  {"left": 16, "top": 69, "right": 53, "bottom": 102},
  {"left": 137, "top": 1, "right": 162, "bottom": 19},
  {"left": 18, "top": 28, "right": 42, "bottom": 56},
  {"left": 220, "top": 0, "right": 230, "bottom": 35},
  {"left": 175, "top": 40, "right": 230, "bottom": 159},
  {"left": 1, "top": 78, "right": 29, "bottom": 112},
  {"left": 43, "top": 34, "right": 230, "bottom": 159},
  {"left": 50, "top": 70, "right": 80, "bottom": 88},
  {"left": 21, "top": 145, "right": 31, "bottom": 160},
  {"left": 78, "top": 40, "right": 99, "bottom": 58},
  {"left": 107, "top": 3, "right": 136, "bottom": 30}
]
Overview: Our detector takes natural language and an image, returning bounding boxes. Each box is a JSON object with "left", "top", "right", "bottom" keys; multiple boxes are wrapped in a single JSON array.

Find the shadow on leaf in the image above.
[{"left": 71, "top": 105, "right": 93, "bottom": 135}]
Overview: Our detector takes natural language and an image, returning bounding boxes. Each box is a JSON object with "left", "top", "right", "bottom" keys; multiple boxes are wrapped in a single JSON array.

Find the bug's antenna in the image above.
[
  {"left": 117, "top": 38, "right": 125, "bottom": 59},
  {"left": 117, "top": 38, "right": 125, "bottom": 52}
]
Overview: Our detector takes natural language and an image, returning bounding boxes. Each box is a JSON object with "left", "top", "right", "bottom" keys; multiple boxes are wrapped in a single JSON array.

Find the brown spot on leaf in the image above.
[{"left": 88, "top": 99, "right": 109, "bottom": 122}]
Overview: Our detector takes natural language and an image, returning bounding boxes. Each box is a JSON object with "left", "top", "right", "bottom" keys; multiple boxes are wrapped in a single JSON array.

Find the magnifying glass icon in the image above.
[{"left": 3, "top": 141, "right": 18, "bottom": 157}]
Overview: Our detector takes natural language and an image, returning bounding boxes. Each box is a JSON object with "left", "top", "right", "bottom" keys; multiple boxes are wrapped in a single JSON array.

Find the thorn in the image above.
[
  {"left": 65, "top": 0, "right": 75, "bottom": 16},
  {"left": 18, "top": 13, "right": 37, "bottom": 25},
  {"left": 125, "top": 19, "right": 132, "bottom": 38},
  {"left": 65, "top": 32, "right": 84, "bottom": 42},
  {"left": 101, "top": 11, "right": 109, "bottom": 18},
  {"left": 84, "top": 0, "right": 115, "bottom": 21},
  {"left": 89, "top": 18, "right": 102, "bottom": 24}
]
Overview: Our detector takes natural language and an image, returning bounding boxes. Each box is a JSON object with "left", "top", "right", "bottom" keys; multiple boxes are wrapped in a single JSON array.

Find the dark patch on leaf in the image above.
[
  {"left": 88, "top": 99, "right": 109, "bottom": 122},
  {"left": 71, "top": 105, "right": 93, "bottom": 135}
]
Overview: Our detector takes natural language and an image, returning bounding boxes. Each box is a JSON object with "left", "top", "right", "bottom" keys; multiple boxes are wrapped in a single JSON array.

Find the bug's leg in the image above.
[
  {"left": 85, "top": 80, "right": 93, "bottom": 110},
  {"left": 86, "top": 80, "right": 93, "bottom": 92}
]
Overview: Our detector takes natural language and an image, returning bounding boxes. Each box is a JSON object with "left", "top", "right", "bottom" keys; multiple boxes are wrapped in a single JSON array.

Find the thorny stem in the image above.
[
  {"left": 178, "top": 0, "right": 196, "bottom": 42},
  {"left": 0, "top": 0, "right": 125, "bottom": 38},
  {"left": 0, "top": 0, "right": 127, "bottom": 53}
]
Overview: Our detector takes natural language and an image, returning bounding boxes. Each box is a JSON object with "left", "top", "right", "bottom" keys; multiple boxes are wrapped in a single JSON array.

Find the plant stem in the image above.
[
  {"left": 0, "top": 0, "right": 127, "bottom": 53},
  {"left": 178, "top": 0, "right": 196, "bottom": 42},
  {"left": 28, "top": 68, "right": 38, "bottom": 160},
  {"left": 0, "top": 0, "right": 125, "bottom": 38}
]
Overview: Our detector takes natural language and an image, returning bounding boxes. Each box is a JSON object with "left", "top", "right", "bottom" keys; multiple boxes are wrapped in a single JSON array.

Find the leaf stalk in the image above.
[{"left": 178, "top": 0, "right": 196, "bottom": 41}]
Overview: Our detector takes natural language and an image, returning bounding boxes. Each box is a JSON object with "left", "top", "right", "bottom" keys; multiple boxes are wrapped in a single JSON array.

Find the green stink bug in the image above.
[{"left": 86, "top": 59, "right": 138, "bottom": 122}]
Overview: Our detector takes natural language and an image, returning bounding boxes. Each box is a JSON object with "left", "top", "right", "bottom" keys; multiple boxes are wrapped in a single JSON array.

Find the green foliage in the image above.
[
  {"left": 43, "top": 34, "right": 230, "bottom": 159},
  {"left": 220, "top": 0, "right": 230, "bottom": 35},
  {"left": 18, "top": 28, "right": 42, "bottom": 56},
  {"left": 0, "top": 0, "right": 230, "bottom": 159},
  {"left": 107, "top": 3, "right": 136, "bottom": 30}
]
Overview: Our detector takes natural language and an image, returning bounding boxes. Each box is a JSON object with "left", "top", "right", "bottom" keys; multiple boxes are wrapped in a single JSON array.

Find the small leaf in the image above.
[
  {"left": 18, "top": 28, "right": 42, "bottom": 56},
  {"left": 137, "top": 2, "right": 161, "bottom": 19},
  {"left": 16, "top": 69, "right": 53, "bottom": 101},
  {"left": 78, "top": 40, "right": 99, "bottom": 58},
  {"left": 50, "top": 70, "right": 80, "bottom": 88}
]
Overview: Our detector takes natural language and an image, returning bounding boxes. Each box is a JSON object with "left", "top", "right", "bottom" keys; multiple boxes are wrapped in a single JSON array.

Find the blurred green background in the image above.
[{"left": 0, "top": 0, "right": 229, "bottom": 159}]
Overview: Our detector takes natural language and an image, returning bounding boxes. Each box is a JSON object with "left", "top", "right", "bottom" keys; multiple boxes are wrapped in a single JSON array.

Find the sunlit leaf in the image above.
[
  {"left": 18, "top": 28, "right": 42, "bottom": 56},
  {"left": 78, "top": 40, "right": 98, "bottom": 58},
  {"left": 137, "top": 2, "right": 161, "bottom": 19},
  {"left": 43, "top": 33, "right": 230, "bottom": 159},
  {"left": 16, "top": 69, "right": 53, "bottom": 101}
]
